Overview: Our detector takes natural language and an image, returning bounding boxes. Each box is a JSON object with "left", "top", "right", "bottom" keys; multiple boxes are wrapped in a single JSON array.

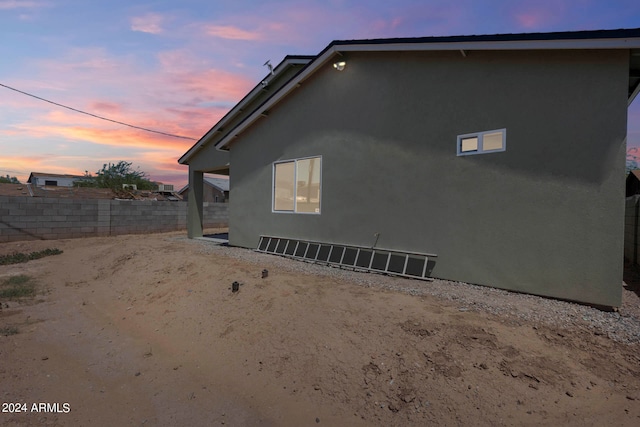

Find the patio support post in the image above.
[{"left": 187, "top": 169, "right": 204, "bottom": 238}]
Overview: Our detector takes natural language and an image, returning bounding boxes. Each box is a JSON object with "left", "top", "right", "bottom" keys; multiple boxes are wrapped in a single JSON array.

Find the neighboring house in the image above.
[
  {"left": 179, "top": 28, "right": 640, "bottom": 307},
  {"left": 0, "top": 183, "right": 180, "bottom": 201},
  {"left": 626, "top": 170, "right": 640, "bottom": 197},
  {"left": 27, "top": 172, "right": 86, "bottom": 187},
  {"left": 178, "top": 176, "right": 229, "bottom": 203}
]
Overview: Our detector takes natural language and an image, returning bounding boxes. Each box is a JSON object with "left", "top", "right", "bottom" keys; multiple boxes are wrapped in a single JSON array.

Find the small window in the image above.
[
  {"left": 457, "top": 129, "right": 506, "bottom": 156},
  {"left": 273, "top": 156, "right": 321, "bottom": 214}
]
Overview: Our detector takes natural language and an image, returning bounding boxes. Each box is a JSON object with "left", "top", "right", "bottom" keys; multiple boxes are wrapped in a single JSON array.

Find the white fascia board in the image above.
[{"left": 630, "top": 83, "right": 640, "bottom": 106}]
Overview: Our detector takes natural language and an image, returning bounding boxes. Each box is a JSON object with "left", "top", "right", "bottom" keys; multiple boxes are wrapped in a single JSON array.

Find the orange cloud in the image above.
[
  {"left": 2, "top": 154, "right": 93, "bottom": 183},
  {"left": 1, "top": 35, "right": 258, "bottom": 187},
  {"left": 131, "top": 13, "right": 165, "bottom": 34}
]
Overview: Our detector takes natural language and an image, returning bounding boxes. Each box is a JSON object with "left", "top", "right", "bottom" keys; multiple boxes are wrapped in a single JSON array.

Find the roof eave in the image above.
[
  {"left": 329, "top": 36, "right": 640, "bottom": 53},
  {"left": 213, "top": 32, "right": 640, "bottom": 151}
]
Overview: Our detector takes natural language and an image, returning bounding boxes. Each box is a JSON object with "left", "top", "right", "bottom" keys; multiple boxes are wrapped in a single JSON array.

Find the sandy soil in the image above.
[{"left": 1, "top": 230, "right": 639, "bottom": 426}]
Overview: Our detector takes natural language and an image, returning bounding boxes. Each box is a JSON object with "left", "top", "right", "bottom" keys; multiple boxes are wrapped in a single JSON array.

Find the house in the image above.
[
  {"left": 27, "top": 172, "right": 86, "bottom": 187},
  {"left": 626, "top": 170, "right": 640, "bottom": 197},
  {"left": 178, "top": 176, "right": 229, "bottom": 203},
  {"left": 179, "top": 28, "right": 640, "bottom": 307}
]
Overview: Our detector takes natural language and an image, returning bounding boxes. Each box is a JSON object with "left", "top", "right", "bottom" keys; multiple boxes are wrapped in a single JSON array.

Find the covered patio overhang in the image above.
[{"left": 184, "top": 147, "right": 229, "bottom": 238}]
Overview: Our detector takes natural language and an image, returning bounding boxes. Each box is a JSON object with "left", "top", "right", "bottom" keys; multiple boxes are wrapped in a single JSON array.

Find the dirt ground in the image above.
[{"left": 1, "top": 230, "right": 639, "bottom": 426}]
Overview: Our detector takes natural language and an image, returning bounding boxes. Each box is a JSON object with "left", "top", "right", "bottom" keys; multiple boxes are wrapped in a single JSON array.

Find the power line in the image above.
[{"left": 0, "top": 82, "right": 198, "bottom": 141}]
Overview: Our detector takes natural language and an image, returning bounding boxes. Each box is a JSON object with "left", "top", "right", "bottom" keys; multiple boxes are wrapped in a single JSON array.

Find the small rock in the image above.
[
  {"left": 135, "top": 372, "right": 141, "bottom": 377},
  {"left": 566, "top": 391, "right": 573, "bottom": 397}
]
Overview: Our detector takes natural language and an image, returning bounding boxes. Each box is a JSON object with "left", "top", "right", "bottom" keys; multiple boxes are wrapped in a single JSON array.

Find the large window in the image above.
[
  {"left": 457, "top": 129, "right": 506, "bottom": 156},
  {"left": 273, "top": 156, "right": 321, "bottom": 214}
]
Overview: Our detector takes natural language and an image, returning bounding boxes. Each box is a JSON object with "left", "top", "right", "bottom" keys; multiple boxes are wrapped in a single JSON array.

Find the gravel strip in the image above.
[{"left": 187, "top": 238, "right": 640, "bottom": 345}]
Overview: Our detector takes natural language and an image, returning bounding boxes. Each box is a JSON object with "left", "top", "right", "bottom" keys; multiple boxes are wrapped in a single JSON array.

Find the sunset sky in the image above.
[{"left": 1, "top": 0, "right": 640, "bottom": 188}]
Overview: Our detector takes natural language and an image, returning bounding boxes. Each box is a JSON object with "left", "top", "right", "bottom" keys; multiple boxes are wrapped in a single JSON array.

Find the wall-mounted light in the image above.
[{"left": 333, "top": 61, "right": 346, "bottom": 71}]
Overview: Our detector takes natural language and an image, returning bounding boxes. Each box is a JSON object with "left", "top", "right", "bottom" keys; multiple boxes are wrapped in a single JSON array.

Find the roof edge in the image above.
[
  {"left": 327, "top": 28, "right": 640, "bottom": 48},
  {"left": 180, "top": 28, "right": 640, "bottom": 154},
  {"left": 178, "top": 55, "right": 315, "bottom": 165}
]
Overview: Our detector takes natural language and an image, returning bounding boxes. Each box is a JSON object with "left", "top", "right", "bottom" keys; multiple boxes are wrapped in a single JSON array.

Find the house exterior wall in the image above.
[
  {"left": 227, "top": 49, "right": 628, "bottom": 307},
  {"left": 32, "top": 176, "right": 78, "bottom": 187}
]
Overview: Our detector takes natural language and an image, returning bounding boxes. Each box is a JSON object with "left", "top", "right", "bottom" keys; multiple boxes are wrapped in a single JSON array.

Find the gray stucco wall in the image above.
[
  {"left": 227, "top": 49, "right": 628, "bottom": 307},
  {"left": 0, "top": 197, "right": 228, "bottom": 242}
]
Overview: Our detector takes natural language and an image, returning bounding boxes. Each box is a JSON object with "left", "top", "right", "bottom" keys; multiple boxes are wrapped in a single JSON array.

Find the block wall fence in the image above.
[{"left": 0, "top": 196, "right": 228, "bottom": 242}]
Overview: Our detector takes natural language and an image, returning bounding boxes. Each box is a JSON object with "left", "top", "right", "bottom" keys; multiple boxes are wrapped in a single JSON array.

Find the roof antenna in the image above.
[{"left": 264, "top": 60, "right": 274, "bottom": 75}]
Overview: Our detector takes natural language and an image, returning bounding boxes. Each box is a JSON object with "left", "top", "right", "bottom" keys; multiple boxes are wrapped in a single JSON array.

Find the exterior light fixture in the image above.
[{"left": 333, "top": 61, "right": 346, "bottom": 71}]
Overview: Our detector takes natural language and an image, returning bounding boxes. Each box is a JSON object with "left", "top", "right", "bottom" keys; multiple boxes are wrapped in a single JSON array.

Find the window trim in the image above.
[
  {"left": 457, "top": 128, "right": 506, "bottom": 156},
  {"left": 272, "top": 155, "right": 322, "bottom": 214}
]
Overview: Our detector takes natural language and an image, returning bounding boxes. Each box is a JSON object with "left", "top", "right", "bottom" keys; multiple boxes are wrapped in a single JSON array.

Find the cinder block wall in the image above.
[
  {"left": 625, "top": 195, "right": 640, "bottom": 265},
  {"left": 0, "top": 196, "right": 228, "bottom": 242}
]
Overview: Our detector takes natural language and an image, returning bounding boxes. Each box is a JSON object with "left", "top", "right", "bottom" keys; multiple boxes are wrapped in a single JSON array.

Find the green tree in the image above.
[
  {"left": 75, "top": 161, "right": 154, "bottom": 190},
  {"left": 0, "top": 175, "right": 20, "bottom": 184},
  {"left": 74, "top": 171, "right": 96, "bottom": 187}
]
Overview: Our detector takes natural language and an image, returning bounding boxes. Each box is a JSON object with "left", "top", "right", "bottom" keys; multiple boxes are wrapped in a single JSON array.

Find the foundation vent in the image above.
[{"left": 256, "top": 236, "right": 436, "bottom": 280}]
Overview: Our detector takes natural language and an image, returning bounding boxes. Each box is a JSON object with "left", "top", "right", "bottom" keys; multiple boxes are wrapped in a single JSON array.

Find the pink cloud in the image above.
[
  {"left": 515, "top": 12, "right": 546, "bottom": 29},
  {"left": 204, "top": 24, "right": 261, "bottom": 41},
  {"left": 197, "top": 7, "right": 333, "bottom": 46},
  {"left": 131, "top": 13, "right": 165, "bottom": 34},
  {"left": 1, "top": 37, "right": 257, "bottom": 186},
  {"left": 164, "top": 69, "right": 252, "bottom": 102},
  {"left": 0, "top": 0, "right": 46, "bottom": 9},
  {"left": 35, "top": 47, "right": 126, "bottom": 77},
  {"left": 510, "top": 1, "right": 567, "bottom": 30},
  {"left": 90, "top": 101, "right": 123, "bottom": 114},
  {"left": 156, "top": 49, "right": 255, "bottom": 106}
]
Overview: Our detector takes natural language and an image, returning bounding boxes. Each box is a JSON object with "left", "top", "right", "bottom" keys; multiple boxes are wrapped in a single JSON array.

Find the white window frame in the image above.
[
  {"left": 272, "top": 155, "right": 322, "bottom": 214},
  {"left": 457, "top": 128, "right": 506, "bottom": 156}
]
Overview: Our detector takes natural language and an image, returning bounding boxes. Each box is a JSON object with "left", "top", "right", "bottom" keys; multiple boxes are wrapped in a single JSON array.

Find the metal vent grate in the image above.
[{"left": 256, "top": 236, "right": 436, "bottom": 280}]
